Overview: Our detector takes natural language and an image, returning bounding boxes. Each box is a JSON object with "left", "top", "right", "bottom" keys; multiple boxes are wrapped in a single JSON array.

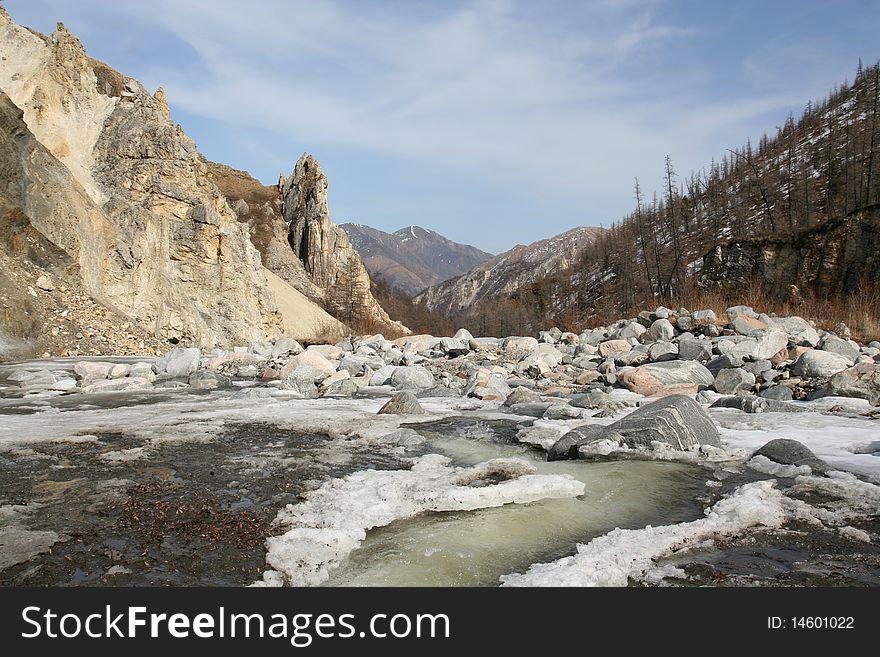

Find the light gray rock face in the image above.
[
  {"left": 323, "top": 378, "right": 359, "bottom": 397},
  {"left": 501, "top": 336, "right": 539, "bottom": 352},
  {"left": 647, "top": 318, "right": 675, "bottom": 342},
  {"left": 791, "top": 350, "right": 852, "bottom": 378},
  {"left": 272, "top": 338, "right": 304, "bottom": 358},
  {"left": 713, "top": 368, "right": 756, "bottom": 395},
  {"left": 678, "top": 337, "right": 713, "bottom": 362},
  {"left": 769, "top": 316, "right": 820, "bottom": 347},
  {"left": 548, "top": 395, "right": 721, "bottom": 460},
  {"left": 753, "top": 439, "right": 829, "bottom": 474},
  {"left": 390, "top": 365, "right": 434, "bottom": 390},
  {"left": 648, "top": 341, "right": 678, "bottom": 362},
  {"left": 158, "top": 348, "right": 201, "bottom": 378},
  {"left": 281, "top": 153, "right": 406, "bottom": 335},
  {"left": 613, "top": 321, "right": 646, "bottom": 340},
  {"left": 620, "top": 360, "right": 714, "bottom": 397},
  {"left": 820, "top": 337, "right": 860, "bottom": 363},
  {"left": 377, "top": 391, "right": 427, "bottom": 415},
  {"left": 188, "top": 369, "right": 231, "bottom": 390},
  {"left": 827, "top": 364, "right": 880, "bottom": 405},
  {"left": 453, "top": 328, "right": 474, "bottom": 341}
]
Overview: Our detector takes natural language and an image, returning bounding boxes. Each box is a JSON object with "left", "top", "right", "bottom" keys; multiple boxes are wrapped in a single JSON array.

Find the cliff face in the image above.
[
  {"left": 0, "top": 11, "right": 368, "bottom": 350},
  {"left": 281, "top": 154, "right": 408, "bottom": 334},
  {"left": 700, "top": 208, "right": 880, "bottom": 298}
]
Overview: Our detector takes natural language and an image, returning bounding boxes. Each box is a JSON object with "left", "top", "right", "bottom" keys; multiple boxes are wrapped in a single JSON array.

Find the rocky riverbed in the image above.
[{"left": 1, "top": 305, "right": 878, "bottom": 586}]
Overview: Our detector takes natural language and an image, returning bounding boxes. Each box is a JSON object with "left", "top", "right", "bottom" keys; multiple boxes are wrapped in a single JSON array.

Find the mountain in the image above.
[
  {"left": 340, "top": 223, "right": 492, "bottom": 296},
  {"left": 414, "top": 226, "right": 603, "bottom": 317},
  {"left": 0, "top": 11, "right": 403, "bottom": 355}
]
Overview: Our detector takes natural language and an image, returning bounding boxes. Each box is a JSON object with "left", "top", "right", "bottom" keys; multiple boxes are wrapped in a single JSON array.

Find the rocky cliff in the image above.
[
  {"left": 340, "top": 223, "right": 492, "bottom": 296},
  {"left": 280, "top": 154, "right": 407, "bottom": 334},
  {"left": 415, "top": 226, "right": 603, "bottom": 315},
  {"left": 0, "top": 11, "right": 351, "bottom": 352},
  {"left": 700, "top": 208, "right": 880, "bottom": 298}
]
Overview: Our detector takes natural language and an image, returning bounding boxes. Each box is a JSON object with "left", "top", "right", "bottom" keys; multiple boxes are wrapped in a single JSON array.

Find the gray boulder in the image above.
[
  {"left": 752, "top": 438, "right": 829, "bottom": 474},
  {"left": 820, "top": 337, "right": 860, "bottom": 363},
  {"left": 691, "top": 309, "right": 717, "bottom": 323},
  {"left": 272, "top": 338, "right": 304, "bottom": 358},
  {"left": 378, "top": 391, "right": 427, "bottom": 415},
  {"left": 188, "top": 370, "right": 232, "bottom": 390},
  {"left": 713, "top": 368, "right": 756, "bottom": 395},
  {"left": 678, "top": 337, "right": 713, "bottom": 362},
  {"left": 439, "top": 338, "right": 470, "bottom": 357},
  {"left": 760, "top": 385, "right": 794, "bottom": 401},
  {"left": 826, "top": 364, "right": 880, "bottom": 405},
  {"left": 647, "top": 318, "right": 675, "bottom": 342},
  {"left": 158, "top": 348, "right": 201, "bottom": 378},
  {"left": 504, "top": 386, "right": 541, "bottom": 407},
  {"left": 391, "top": 365, "right": 435, "bottom": 389},
  {"left": 769, "top": 316, "right": 820, "bottom": 347},
  {"left": 648, "top": 341, "right": 678, "bottom": 362},
  {"left": 73, "top": 361, "right": 113, "bottom": 383},
  {"left": 323, "top": 379, "right": 359, "bottom": 397},
  {"left": 548, "top": 394, "right": 721, "bottom": 460},
  {"left": 792, "top": 350, "right": 852, "bottom": 378}
]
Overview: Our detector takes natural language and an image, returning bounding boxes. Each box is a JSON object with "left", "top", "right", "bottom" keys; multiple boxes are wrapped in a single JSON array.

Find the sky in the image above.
[{"left": 5, "top": 0, "right": 880, "bottom": 254}]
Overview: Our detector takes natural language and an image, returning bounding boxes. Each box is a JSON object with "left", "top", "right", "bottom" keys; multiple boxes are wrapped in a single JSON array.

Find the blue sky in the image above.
[{"left": 6, "top": 0, "right": 879, "bottom": 253}]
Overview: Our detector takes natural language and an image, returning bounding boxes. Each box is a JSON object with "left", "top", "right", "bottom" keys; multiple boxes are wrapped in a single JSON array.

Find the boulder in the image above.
[
  {"left": 792, "top": 350, "right": 852, "bottom": 378},
  {"left": 368, "top": 365, "right": 397, "bottom": 386},
  {"left": 395, "top": 334, "right": 440, "bottom": 353},
  {"left": 322, "top": 379, "right": 359, "bottom": 397},
  {"left": 379, "top": 390, "right": 428, "bottom": 415},
  {"left": 465, "top": 368, "right": 511, "bottom": 401},
  {"left": 287, "top": 351, "right": 337, "bottom": 377},
  {"left": 158, "top": 348, "right": 201, "bottom": 378},
  {"left": 188, "top": 370, "right": 232, "bottom": 390},
  {"left": 272, "top": 338, "right": 304, "bottom": 358},
  {"left": 710, "top": 395, "right": 804, "bottom": 414},
  {"left": 620, "top": 360, "right": 714, "bottom": 397},
  {"left": 769, "top": 316, "right": 820, "bottom": 347},
  {"left": 73, "top": 361, "right": 112, "bottom": 383},
  {"left": 820, "top": 337, "right": 860, "bottom": 363},
  {"left": 108, "top": 363, "right": 130, "bottom": 379},
  {"left": 80, "top": 377, "right": 153, "bottom": 394},
  {"left": 648, "top": 341, "right": 678, "bottom": 362},
  {"left": 548, "top": 394, "right": 721, "bottom": 460},
  {"left": 731, "top": 315, "right": 768, "bottom": 336},
  {"left": 752, "top": 439, "right": 829, "bottom": 474},
  {"left": 759, "top": 385, "right": 793, "bottom": 401},
  {"left": 501, "top": 336, "right": 539, "bottom": 352},
  {"left": 691, "top": 309, "right": 717, "bottom": 323},
  {"left": 306, "top": 344, "right": 344, "bottom": 360},
  {"left": 390, "top": 365, "right": 434, "bottom": 390},
  {"left": 826, "top": 364, "right": 880, "bottom": 405},
  {"left": 646, "top": 318, "right": 675, "bottom": 342},
  {"left": 713, "top": 368, "right": 756, "bottom": 395},
  {"left": 598, "top": 339, "right": 632, "bottom": 358},
  {"left": 614, "top": 322, "right": 647, "bottom": 340},
  {"left": 726, "top": 305, "right": 758, "bottom": 321},
  {"left": 504, "top": 386, "right": 542, "bottom": 407},
  {"left": 678, "top": 337, "right": 713, "bottom": 362},
  {"left": 439, "top": 338, "right": 469, "bottom": 357},
  {"left": 453, "top": 328, "right": 475, "bottom": 341}
]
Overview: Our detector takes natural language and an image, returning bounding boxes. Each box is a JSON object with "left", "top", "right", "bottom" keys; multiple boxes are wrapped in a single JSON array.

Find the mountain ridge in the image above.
[{"left": 340, "top": 222, "right": 492, "bottom": 297}]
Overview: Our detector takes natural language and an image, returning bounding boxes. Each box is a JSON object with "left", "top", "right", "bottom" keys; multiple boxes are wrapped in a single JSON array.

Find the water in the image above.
[{"left": 325, "top": 428, "right": 706, "bottom": 587}]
